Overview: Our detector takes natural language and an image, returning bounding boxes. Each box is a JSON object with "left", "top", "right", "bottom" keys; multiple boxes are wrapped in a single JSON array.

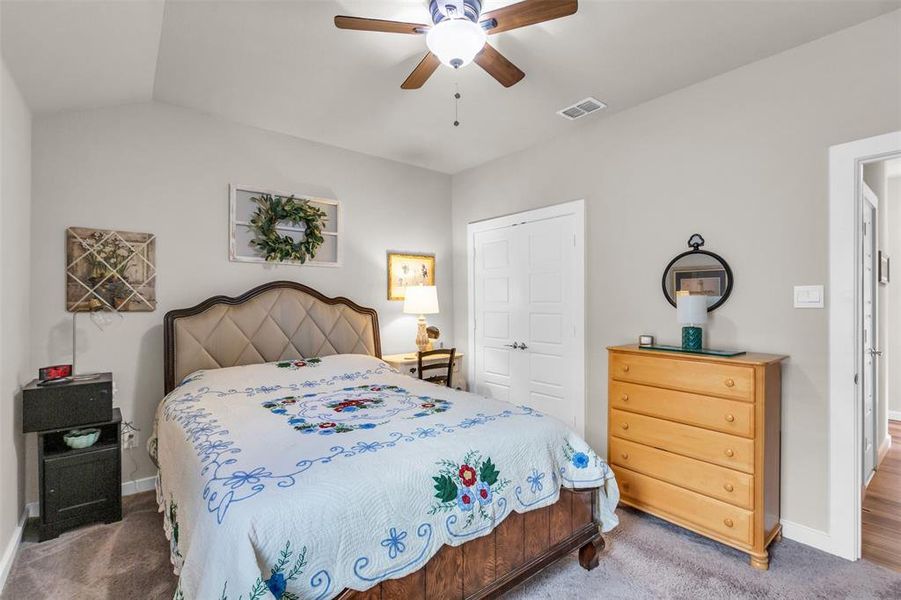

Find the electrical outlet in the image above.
[{"left": 121, "top": 419, "right": 141, "bottom": 450}]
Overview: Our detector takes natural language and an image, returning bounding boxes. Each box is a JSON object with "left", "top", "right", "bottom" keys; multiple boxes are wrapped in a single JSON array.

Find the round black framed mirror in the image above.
[{"left": 662, "top": 234, "right": 733, "bottom": 312}]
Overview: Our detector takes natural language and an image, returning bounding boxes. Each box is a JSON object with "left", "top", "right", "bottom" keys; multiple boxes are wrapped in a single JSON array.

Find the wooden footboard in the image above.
[{"left": 336, "top": 488, "right": 604, "bottom": 600}]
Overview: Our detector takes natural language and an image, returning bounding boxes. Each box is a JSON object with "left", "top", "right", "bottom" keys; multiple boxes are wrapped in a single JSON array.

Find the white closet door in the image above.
[
  {"left": 519, "top": 215, "right": 578, "bottom": 430},
  {"left": 473, "top": 226, "right": 520, "bottom": 403},
  {"left": 471, "top": 206, "right": 583, "bottom": 435}
]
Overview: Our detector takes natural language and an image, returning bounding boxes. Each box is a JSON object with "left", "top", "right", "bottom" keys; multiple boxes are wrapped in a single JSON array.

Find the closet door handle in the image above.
[
  {"left": 519, "top": 343, "right": 528, "bottom": 350},
  {"left": 504, "top": 343, "right": 520, "bottom": 349}
]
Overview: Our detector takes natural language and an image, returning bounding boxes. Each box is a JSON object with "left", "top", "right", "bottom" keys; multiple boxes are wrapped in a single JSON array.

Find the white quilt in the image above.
[{"left": 150, "top": 354, "right": 618, "bottom": 600}]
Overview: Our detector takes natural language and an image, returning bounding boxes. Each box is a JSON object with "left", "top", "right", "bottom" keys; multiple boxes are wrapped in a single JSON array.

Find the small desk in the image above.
[{"left": 382, "top": 351, "right": 467, "bottom": 391}]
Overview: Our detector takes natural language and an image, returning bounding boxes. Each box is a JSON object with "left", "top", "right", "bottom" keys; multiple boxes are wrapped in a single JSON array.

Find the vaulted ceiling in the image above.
[{"left": 3, "top": 1, "right": 899, "bottom": 173}]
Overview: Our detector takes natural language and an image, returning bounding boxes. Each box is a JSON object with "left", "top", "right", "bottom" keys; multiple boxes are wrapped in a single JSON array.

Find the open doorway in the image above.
[
  {"left": 827, "top": 131, "right": 900, "bottom": 563},
  {"left": 860, "top": 156, "right": 901, "bottom": 571}
]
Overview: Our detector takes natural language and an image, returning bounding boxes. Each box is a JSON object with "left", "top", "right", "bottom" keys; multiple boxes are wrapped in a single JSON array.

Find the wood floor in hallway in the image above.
[{"left": 862, "top": 420, "right": 901, "bottom": 571}]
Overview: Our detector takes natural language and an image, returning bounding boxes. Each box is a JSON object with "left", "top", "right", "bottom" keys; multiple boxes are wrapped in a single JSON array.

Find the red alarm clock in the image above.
[{"left": 38, "top": 364, "right": 73, "bottom": 385}]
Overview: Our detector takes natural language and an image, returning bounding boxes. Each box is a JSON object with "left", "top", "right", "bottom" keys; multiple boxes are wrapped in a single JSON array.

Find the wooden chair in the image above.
[{"left": 417, "top": 348, "right": 455, "bottom": 388}]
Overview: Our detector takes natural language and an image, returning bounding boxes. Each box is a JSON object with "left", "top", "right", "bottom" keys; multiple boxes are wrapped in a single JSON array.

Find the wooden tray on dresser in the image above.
[{"left": 336, "top": 488, "right": 605, "bottom": 599}]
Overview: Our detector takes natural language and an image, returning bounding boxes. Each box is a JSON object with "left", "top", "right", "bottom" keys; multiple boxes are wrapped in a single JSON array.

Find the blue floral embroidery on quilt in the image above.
[
  {"left": 163, "top": 366, "right": 543, "bottom": 524},
  {"left": 354, "top": 523, "right": 433, "bottom": 582},
  {"left": 380, "top": 527, "right": 407, "bottom": 559},
  {"left": 261, "top": 385, "right": 455, "bottom": 436},
  {"left": 216, "top": 541, "right": 308, "bottom": 600},
  {"left": 526, "top": 469, "right": 545, "bottom": 493},
  {"left": 515, "top": 471, "right": 560, "bottom": 507}
]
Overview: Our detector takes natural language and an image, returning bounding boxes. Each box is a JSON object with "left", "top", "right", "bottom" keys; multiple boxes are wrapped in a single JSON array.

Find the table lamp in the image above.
[
  {"left": 404, "top": 285, "right": 439, "bottom": 352},
  {"left": 677, "top": 291, "right": 708, "bottom": 350}
]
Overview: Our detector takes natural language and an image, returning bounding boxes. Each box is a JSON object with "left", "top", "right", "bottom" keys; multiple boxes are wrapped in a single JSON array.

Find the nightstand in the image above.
[
  {"left": 382, "top": 351, "right": 468, "bottom": 391},
  {"left": 23, "top": 374, "right": 122, "bottom": 540}
]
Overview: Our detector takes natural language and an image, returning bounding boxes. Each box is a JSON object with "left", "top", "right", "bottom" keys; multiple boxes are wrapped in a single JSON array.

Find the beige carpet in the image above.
[
  {"left": 3, "top": 493, "right": 900, "bottom": 599},
  {"left": 2, "top": 492, "right": 176, "bottom": 600}
]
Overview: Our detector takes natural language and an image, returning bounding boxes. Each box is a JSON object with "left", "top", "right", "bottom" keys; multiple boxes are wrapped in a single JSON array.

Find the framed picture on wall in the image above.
[
  {"left": 387, "top": 252, "right": 435, "bottom": 300},
  {"left": 672, "top": 265, "right": 727, "bottom": 299}
]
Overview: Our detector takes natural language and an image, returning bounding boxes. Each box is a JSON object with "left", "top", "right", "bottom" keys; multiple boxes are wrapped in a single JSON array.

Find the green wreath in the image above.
[{"left": 248, "top": 194, "right": 328, "bottom": 263}]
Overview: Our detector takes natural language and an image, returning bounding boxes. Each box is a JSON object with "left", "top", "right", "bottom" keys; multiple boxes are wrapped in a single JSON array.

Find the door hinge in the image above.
[{"left": 854, "top": 373, "right": 859, "bottom": 385}]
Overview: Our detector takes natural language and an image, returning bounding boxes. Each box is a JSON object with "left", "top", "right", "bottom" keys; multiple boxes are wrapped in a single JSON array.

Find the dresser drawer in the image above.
[
  {"left": 610, "top": 409, "right": 754, "bottom": 473},
  {"left": 610, "top": 437, "right": 753, "bottom": 509},
  {"left": 610, "top": 352, "right": 753, "bottom": 401},
  {"left": 616, "top": 466, "right": 753, "bottom": 546},
  {"left": 610, "top": 381, "right": 754, "bottom": 438}
]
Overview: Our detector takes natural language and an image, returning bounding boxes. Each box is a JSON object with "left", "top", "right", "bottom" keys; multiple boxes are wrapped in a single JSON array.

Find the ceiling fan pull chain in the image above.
[{"left": 454, "top": 83, "right": 461, "bottom": 127}]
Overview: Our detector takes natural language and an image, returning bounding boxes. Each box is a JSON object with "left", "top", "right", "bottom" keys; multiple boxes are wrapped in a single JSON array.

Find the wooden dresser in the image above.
[{"left": 607, "top": 345, "right": 786, "bottom": 569}]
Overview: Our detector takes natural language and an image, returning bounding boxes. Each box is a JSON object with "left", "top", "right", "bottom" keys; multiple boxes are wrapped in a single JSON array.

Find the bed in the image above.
[{"left": 151, "top": 281, "right": 618, "bottom": 600}]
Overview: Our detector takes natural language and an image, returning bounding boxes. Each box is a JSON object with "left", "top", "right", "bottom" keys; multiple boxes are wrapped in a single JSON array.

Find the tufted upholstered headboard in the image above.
[{"left": 163, "top": 281, "right": 381, "bottom": 393}]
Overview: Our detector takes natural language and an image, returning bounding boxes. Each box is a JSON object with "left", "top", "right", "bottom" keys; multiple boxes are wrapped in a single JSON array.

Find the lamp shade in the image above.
[
  {"left": 426, "top": 19, "right": 487, "bottom": 68},
  {"left": 404, "top": 286, "right": 439, "bottom": 315},
  {"left": 676, "top": 292, "right": 708, "bottom": 326}
]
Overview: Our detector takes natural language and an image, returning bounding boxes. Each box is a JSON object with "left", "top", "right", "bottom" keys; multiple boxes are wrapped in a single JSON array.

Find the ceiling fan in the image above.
[{"left": 335, "top": 0, "right": 578, "bottom": 89}]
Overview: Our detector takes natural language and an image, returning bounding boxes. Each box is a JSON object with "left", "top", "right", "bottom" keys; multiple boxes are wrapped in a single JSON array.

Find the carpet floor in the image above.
[{"left": 2, "top": 492, "right": 899, "bottom": 599}]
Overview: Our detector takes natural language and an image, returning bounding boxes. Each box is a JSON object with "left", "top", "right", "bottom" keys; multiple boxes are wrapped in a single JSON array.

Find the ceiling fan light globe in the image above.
[{"left": 426, "top": 18, "right": 487, "bottom": 68}]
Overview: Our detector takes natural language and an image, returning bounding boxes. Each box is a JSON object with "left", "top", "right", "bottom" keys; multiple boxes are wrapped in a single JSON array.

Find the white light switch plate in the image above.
[{"left": 794, "top": 285, "right": 824, "bottom": 308}]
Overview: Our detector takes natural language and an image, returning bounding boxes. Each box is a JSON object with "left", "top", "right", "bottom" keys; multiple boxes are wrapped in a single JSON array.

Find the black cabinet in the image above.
[
  {"left": 26, "top": 386, "right": 123, "bottom": 540},
  {"left": 23, "top": 373, "right": 113, "bottom": 432}
]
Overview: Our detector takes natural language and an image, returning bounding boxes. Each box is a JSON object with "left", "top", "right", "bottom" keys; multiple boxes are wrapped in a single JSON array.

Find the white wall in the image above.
[
  {"left": 30, "top": 102, "right": 453, "bottom": 496},
  {"left": 890, "top": 175, "right": 901, "bottom": 419},
  {"left": 0, "top": 58, "right": 32, "bottom": 575},
  {"left": 451, "top": 10, "right": 901, "bottom": 533}
]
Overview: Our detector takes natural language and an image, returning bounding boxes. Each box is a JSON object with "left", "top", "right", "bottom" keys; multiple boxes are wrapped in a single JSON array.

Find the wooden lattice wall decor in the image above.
[{"left": 66, "top": 227, "right": 157, "bottom": 312}]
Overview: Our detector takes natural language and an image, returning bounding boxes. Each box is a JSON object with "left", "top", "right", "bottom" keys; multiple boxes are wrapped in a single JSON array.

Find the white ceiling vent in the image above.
[{"left": 557, "top": 97, "right": 607, "bottom": 121}]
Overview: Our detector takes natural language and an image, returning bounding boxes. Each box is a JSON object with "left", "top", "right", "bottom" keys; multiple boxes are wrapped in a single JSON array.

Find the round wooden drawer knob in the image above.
[
  {"left": 724, "top": 448, "right": 735, "bottom": 457},
  {"left": 621, "top": 453, "right": 630, "bottom": 460},
  {"left": 725, "top": 414, "right": 735, "bottom": 423},
  {"left": 724, "top": 483, "right": 734, "bottom": 492},
  {"left": 724, "top": 378, "right": 735, "bottom": 388},
  {"left": 621, "top": 394, "right": 629, "bottom": 402},
  {"left": 621, "top": 422, "right": 630, "bottom": 430},
  {"left": 622, "top": 364, "right": 631, "bottom": 373},
  {"left": 724, "top": 518, "right": 734, "bottom": 528},
  {"left": 622, "top": 482, "right": 630, "bottom": 491}
]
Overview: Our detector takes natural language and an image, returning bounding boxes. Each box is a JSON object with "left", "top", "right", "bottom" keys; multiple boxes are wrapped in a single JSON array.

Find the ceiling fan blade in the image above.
[
  {"left": 334, "top": 16, "right": 428, "bottom": 35},
  {"left": 480, "top": 0, "right": 578, "bottom": 35},
  {"left": 474, "top": 43, "right": 525, "bottom": 87},
  {"left": 401, "top": 52, "right": 441, "bottom": 89}
]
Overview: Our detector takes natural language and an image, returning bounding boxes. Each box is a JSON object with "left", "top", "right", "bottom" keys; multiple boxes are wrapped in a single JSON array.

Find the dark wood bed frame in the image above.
[{"left": 163, "top": 281, "right": 606, "bottom": 599}]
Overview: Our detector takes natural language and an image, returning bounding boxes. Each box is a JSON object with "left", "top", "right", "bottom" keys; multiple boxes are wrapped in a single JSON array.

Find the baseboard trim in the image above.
[
  {"left": 780, "top": 519, "right": 834, "bottom": 554},
  {"left": 889, "top": 410, "right": 901, "bottom": 422},
  {"left": 0, "top": 507, "right": 28, "bottom": 593},
  {"left": 121, "top": 475, "right": 157, "bottom": 496}
]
